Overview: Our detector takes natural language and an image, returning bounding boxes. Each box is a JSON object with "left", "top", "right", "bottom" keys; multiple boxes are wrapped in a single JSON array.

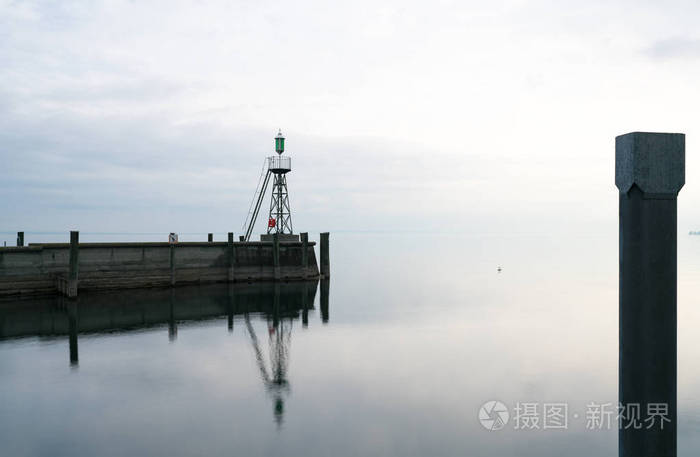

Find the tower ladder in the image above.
[{"left": 242, "top": 158, "right": 272, "bottom": 241}]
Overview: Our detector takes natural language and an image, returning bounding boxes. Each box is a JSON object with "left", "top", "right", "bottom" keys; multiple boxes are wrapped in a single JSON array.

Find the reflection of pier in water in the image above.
[
  {"left": 0, "top": 280, "right": 330, "bottom": 423},
  {"left": 0, "top": 280, "right": 329, "bottom": 356}
]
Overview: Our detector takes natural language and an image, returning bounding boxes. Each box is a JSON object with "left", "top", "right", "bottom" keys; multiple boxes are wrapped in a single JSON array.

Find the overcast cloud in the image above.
[{"left": 2, "top": 0, "right": 700, "bottom": 238}]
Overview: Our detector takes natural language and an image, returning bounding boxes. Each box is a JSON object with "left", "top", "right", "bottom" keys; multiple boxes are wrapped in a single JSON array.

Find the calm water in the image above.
[{"left": 3, "top": 232, "right": 700, "bottom": 456}]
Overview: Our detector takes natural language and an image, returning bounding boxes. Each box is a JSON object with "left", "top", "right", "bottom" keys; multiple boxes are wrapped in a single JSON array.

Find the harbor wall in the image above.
[{"left": 0, "top": 240, "right": 319, "bottom": 298}]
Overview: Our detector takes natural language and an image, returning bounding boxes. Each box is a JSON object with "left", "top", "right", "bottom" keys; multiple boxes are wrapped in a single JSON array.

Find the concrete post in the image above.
[
  {"left": 16, "top": 232, "right": 24, "bottom": 247},
  {"left": 208, "top": 233, "right": 213, "bottom": 242},
  {"left": 616, "top": 132, "right": 684, "bottom": 457},
  {"left": 68, "top": 231, "right": 79, "bottom": 298},
  {"left": 301, "top": 232, "right": 309, "bottom": 276},
  {"left": 228, "top": 232, "right": 236, "bottom": 282},
  {"left": 320, "top": 232, "right": 330, "bottom": 278},
  {"left": 273, "top": 233, "right": 281, "bottom": 280}
]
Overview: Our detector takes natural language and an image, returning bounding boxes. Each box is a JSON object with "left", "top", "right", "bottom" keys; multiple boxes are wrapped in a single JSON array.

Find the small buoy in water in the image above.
[{"left": 497, "top": 266, "right": 502, "bottom": 273}]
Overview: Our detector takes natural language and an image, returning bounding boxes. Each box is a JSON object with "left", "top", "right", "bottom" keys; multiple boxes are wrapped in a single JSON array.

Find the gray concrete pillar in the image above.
[
  {"left": 301, "top": 232, "right": 309, "bottom": 276},
  {"left": 320, "top": 232, "right": 330, "bottom": 278},
  {"left": 273, "top": 233, "right": 281, "bottom": 280},
  {"left": 68, "top": 231, "right": 79, "bottom": 298},
  {"left": 228, "top": 232, "right": 236, "bottom": 282},
  {"left": 16, "top": 232, "right": 24, "bottom": 247},
  {"left": 616, "top": 132, "right": 684, "bottom": 457},
  {"left": 208, "top": 233, "right": 213, "bottom": 242}
]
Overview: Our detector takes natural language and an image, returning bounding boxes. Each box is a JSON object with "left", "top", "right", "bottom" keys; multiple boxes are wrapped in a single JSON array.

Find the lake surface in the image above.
[{"left": 2, "top": 232, "right": 700, "bottom": 456}]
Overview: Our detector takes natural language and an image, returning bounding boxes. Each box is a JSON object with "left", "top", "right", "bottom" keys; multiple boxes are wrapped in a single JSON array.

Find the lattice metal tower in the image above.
[
  {"left": 267, "top": 130, "right": 293, "bottom": 234},
  {"left": 242, "top": 130, "right": 296, "bottom": 240}
]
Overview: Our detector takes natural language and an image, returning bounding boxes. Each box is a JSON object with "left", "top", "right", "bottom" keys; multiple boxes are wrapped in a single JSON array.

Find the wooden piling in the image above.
[
  {"left": 68, "top": 231, "right": 79, "bottom": 298},
  {"left": 320, "top": 279, "right": 329, "bottom": 323},
  {"left": 320, "top": 232, "right": 330, "bottom": 278},
  {"left": 208, "top": 233, "right": 213, "bottom": 242},
  {"left": 169, "top": 244, "right": 176, "bottom": 286},
  {"left": 301, "top": 232, "right": 309, "bottom": 277},
  {"left": 273, "top": 232, "right": 281, "bottom": 280},
  {"left": 228, "top": 232, "right": 235, "bottom": 281},
  {"left": 16, "top": 232, "right": 24, "bottom": 247}
]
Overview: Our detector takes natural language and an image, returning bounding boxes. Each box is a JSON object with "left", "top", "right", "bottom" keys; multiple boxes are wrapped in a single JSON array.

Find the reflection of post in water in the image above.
[
  {"left": 168, "top": 289, "right": 177, "bottom": 341},
  {"left": 67, "top": 299, "right": 79, "bottom": 367},
  {"left": 244, "top": 302, "right": 292, "bottom": 427},
  {"left": 273, "top": 283, "right": 280, "bottom": 329},
  {"left": 302, "top": 282, "right": 309, "bottom": 328},
  {"left": 320, "top": 279, "right": 329, "bottom": 324},
  {"left": 227, "top": 284, "right": 235, "bottom": 333}
]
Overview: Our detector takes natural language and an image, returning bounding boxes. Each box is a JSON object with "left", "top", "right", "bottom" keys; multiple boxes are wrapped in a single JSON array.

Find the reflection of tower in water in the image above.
[
  {"left": 241, "top": 281, "right": 328, "bottom": 425},
  {"left": 244, "top": 285, "right": 293, "bottom": 426}
]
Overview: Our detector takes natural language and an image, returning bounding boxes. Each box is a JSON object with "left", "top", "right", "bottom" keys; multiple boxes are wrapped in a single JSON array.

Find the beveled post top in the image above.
[{"left": 615, "top": 132, "right": 685, "bottom": 195}]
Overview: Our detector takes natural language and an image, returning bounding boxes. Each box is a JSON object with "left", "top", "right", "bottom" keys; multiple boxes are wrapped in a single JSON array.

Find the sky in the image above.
[{"left": 2, "top": 0, "right": 700, "bottom": 238}]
